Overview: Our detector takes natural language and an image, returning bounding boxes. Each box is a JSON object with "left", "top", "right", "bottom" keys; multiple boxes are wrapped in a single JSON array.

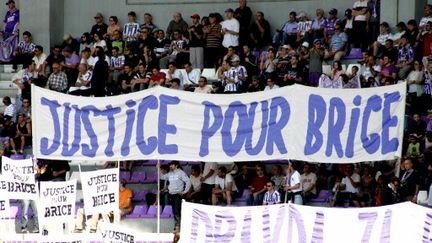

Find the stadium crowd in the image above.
[{"left": 2, "top": 0, "right": 432, "bottom": 234}]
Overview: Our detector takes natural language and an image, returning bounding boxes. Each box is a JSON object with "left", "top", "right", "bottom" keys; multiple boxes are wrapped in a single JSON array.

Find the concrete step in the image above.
[{"left": 0, "top": 72, "right": 13, "bottom": 80}]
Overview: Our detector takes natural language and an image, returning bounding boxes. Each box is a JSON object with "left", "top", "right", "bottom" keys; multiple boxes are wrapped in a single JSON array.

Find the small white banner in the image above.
[
  {"left": 0, "top": 156, "right": 37, "bottom": 200},
  {"left": 99, "top": 221, "right": 137, "bottom": 243},
  {"left": 80, "top": 168, "right": 119, "bottom": 215},
  {"left": 0, "top": 198, "right": 10, "bottom": 218},
  {"left": 38, "top": 179, "right": 77, "bottom": 223}
]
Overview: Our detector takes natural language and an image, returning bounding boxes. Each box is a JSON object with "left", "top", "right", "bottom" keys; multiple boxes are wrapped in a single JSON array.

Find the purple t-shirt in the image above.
[
  {"left": 3, "top": 9, "right": 19, "bottom": 35},
  {"left": 65, "top": 54, "right": 80, "bottom": 65},
  {"left": 381, "top": 64, "right": 397, "bottom": 78}
]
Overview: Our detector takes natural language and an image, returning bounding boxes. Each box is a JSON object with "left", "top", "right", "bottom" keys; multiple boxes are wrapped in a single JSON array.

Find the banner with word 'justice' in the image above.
[
  {"left": 0, "top": 156, "right": 37, "bottom": 200},
  {"left": 180, "top": 201, "right": 431, "bottom": 243},
  {"left": 99, "top": 221, "right": 136, "bottom": 243},
  {"left": 80, "top": 168, "right": 119, "bottom": 215},
  {"left": 32, "top": 83, "right": 406, "bottom": 163},
  {"left": 38, "top": 179, "right": 77, "bottom": 223}
]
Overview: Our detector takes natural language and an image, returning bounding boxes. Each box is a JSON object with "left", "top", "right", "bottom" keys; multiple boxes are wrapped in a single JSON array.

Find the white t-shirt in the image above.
[
  {"left": 75, "top": 70, "right": 93, "bottom": 90},
  {"left": 301, "top": 172, "right": 317, "bottom": 194},
  {"left": 4, "top": 104, "right": 15, "bottom": 117},
  {"left": 353, "top": 0, "right": 368, "bottom": 21},
  {"left": 377, "top": 33, "right": 393, "bottom": 46},
  {"left": 202, "top": 162, "right": 217, "bottom": 184},
  {"left": 190, "top": 174, "right": 202, "bottom": 192},
  {"left": 215, "top": 174, "right": 237, "bottom": 192},
  {"left": 32, "top": 53, "right": 47, "bottom": 70},
  {"left": 341, "top": 173, "right": 361, "bottom": 193},
  {"left": 181, "top": 69, "right": 201, "bottom": 86},
  {"left": 221, "top": 18, "right": 240, "bottom": 48},
  {"left": 287, "top": 170, "right": 302, "bottom": 193},
  {"left": 264, "top": 84, "right": 280, "bottom": 91}
]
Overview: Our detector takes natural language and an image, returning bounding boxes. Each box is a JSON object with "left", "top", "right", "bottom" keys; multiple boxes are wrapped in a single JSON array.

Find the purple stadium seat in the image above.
[
  {"left": 143, "top": 160, "right": 158, "bottom": 166},
  {"left": 120, "top": 171, "right": 131, "bottom": 182},
  {"left": 130, "top": 171, "right": 146, "bottom": 183},
  {"left": 126, "top": 205, "right": 147, "bottom": 218},
  {"left": 344, "top": 48, "right": 363, "bottom": 60},
  {"left": 160, "top": 205, "right": 173, "bottom": 218},
  {"left": 10, "top": 154, "right": 24, "bottom": 160},
  {"left": 8, "top": 206, "right": 19, "bottom": 219},
  {"left": 143, "top": 171, "right": 157, "bottom": 183},
  {"left": 179, "top": 161, "right": 188, "bottom": 166},
  {"left": 309, "top": 190, "right": 332, "bottom": 203},
  {"left": 132, "top": 190, "right": 147, "bottom": 202},
  {"left": 141, "top": 205, "right": 160, "bottom": 218},
  {"left": 236, "top": 189, "right": 250, "bottom": 202}
]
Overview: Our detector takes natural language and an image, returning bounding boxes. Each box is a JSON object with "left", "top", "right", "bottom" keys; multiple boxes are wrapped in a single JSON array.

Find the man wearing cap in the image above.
[
  {"left": 188, "top": 14, "right": 204, "bottom": 70},
  {"left": 166, "top": 12, "right": 188, "bottom": 40},
  {"left": 90, "top": 13, "right": 108, "bottom": 38},
  {"left": 123, "top": 11, "right": 140, "bottom": 43},
  {"left": 3, "top": 0, "right": 19, "bottom": 38},
  {"left": 167, "top": 160, "right": 191, "bottom": 230},
  {"left": 324, "top": 8, "right": 340, "bottom": 42},
  {"left": 221, "top": 8, "right": 240, "bottom": 51}
]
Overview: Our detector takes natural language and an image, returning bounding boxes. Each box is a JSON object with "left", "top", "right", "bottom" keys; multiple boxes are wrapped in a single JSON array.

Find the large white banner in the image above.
[
  {"left": 32, "top": 83, "right": 406, "bottom": 163},
  {"left": 80, "top": 168, "right": 119, "bottom": 215},
  {"left": 0, "top": 156, "right": 38, "bottom": 200},
  {"left": 0, "top": 198, "right": 10, "bottom": 218},
  {"left": 180, "top": 201, "right": 431, "bottom": 243},
  {"left": 38, "top": 179, "right": 77, "bottom": 223}
]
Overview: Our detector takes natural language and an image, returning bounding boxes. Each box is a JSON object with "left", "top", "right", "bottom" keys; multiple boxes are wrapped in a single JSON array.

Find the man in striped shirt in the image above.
[
  {"left": 263, "top": 180, "right": 281, "bottom": 205},
  {"left": 203, "top": 13, "right": 222, "bottom": 68},
  {"left": 12, "top": 31, "right": 35, "bottom": 72},
  {"left": 123, "top": 11, "right": 140, "bottom": 43},
  {"left": 109, "top": 46, "right": 125, "bottom": 86}
]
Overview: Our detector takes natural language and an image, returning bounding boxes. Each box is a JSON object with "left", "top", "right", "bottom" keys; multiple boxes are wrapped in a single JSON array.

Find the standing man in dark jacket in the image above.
[
  {"left": 91, "top": 46, "right": 109, "bottom": 97},
  {"left": 234, "top": 0, "right": 252, "bottom": 47}
]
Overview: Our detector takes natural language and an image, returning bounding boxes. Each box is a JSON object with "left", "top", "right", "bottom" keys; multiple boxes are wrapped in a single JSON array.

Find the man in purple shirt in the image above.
[
  {"left": 324, "top": 9, "right": 340, "bottom": 43},
  {"left": 3, "top": 0, "right": 19, "bottom": 37},
  {"left": 62, "top": 46, "right": 80, "bottom": 87}
]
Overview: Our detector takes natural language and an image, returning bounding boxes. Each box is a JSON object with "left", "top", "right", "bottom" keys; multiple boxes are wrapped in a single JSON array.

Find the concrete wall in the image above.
[{"left": 62, "top": 0, "right": 354, "bottom": 39}]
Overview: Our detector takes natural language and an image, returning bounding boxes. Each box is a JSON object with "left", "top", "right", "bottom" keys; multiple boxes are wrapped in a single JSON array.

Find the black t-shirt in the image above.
[
  {"left": 119, "top": 72, "right": 135, "bottom": 93},
  {"left": 188, "top": 24, "right": 204, "bottom": 47},
  {"left": 45, "top": 54, "right": 66, "bottom": 68},
  {"left": 282, "top": 64, "right": 303, "bottom": 86},
  {"left": 91, "top": 23, "right": 108, "bottom": 37},
  {"left": 48, "top": 160, "right": 70, "bottom": 181},
  {"left": 125, "top": 55, "right": 140, "bottom": 69}
]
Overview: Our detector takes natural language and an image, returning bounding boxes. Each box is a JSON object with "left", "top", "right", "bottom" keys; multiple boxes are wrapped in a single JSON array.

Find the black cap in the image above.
[
  {"left": 169, "top": 160, "right": 180, "bottom": 167},
  {"left": 82, "top": 47, "right": 91, "bottom": 53},
  {"left": 396, "top": 21, "right": 406, "bottom": 27},
  {"left": 5, "top": 0, "right": 15, "bottom": 5},
  {"left": 128, "top": 11, "right": 136, "bottom": 17},
  {"left": 329, "top": 8, "right": 337, "bottom": 15},
  {"left": 380, "top": 22, "right": 389, "bottom": 28},
  {"left": 209, "top": 13, "right": 217, "bottom": 18},
  {"left": 225, "top": 8, "right": 234, "bottom": 13}
]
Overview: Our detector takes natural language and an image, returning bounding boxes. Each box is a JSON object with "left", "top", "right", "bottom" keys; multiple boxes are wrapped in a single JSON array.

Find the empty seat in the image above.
[
  {"left": 160, "top": 205, "right": 173, "bottom": 218},
  {"left": 10, "top": 154, "right": 24, "bottom": 160},
  {"left": 141, "top": 205, "right": 160, "bottom": 218},
  {"left": 130, "top": 171, "right": 146, "bottom": 183},
  {"left": 120, "top": 171, "right": 131, "bottom": 182},
  {"left": 126, "top": 205, "right": 147, "bottom": 218},
  {"left": 344, "top": 48, "right": 363, "bottom": 60},
  {"left": 143, "top": 171, "right": 157, "bottom": 183},
  {"left": 132, "top": 190, "right": 147, "bottom": 202},
  {"left": 202, "top": 68, "right": 217, "bottom": 81},
  {"left": 322, "top": 65, "right": 331, "bottom": 76},
  {"left": 236, "top": 189, "right": 250, "bottom": 202},
  {"left": 309, "top": 190, "right": 332, "bottom": 203},
  {"left": 346, "top": 64, "right": 361, "bottom": 76}
]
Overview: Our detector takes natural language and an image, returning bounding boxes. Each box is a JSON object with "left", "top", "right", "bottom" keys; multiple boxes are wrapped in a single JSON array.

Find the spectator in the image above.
[
  {"left": 420, "top": 4, "right": 432, "bottom": 32},
  {"left": 406, "top": 134, "right": 421, "bottom": 159},
  {"left": 279, "top": 11, "right": 298, "bottom": 48},
  {"left": 90, "top": 47, "right": 109, "bottom": 97},
  {"left": 46, "top": 62, "right": 68, "bottom": 93},
  {"left": 352, "top": 0, "right": 369, "bottom": 51},
  {"left": 360, "top": 54, "right": 380, "bottom": 87},
  {"left": 241, "top": 45, "right": 258, "bottom": 78},
  {"left": 186, "top": 165, "right": 202, "bottom": 203},
  {"left": 16, "top": 98, "right": 31, "bottom": 120},
  {"left": 123, "top": 11, "right": 140, "bottom": 43},
  {"left": 305, "top": 8, "right": 326, "bottom": 43},
  {"left": 203, "top": 13, "right": 222, "bottom": 68},
  {"left": 157, "top": 164, "right": 170, "bottom": 207},
  {"left": 247, "top": 75, "right": 261, "bottom": 92},
  {"left": 169, "top": 78, "right": 181, "bottom": 89},
  {"left": 32, "top": 45, "right": 47, "bottom": 78},
  {"left": 408, "top": 114, "right": 426, "bottom": 139},
  {"left": 396, "top": 35, "right": 415, "bottom": 80},
  {"left": 367, "top": 0, "right": 381, "bottom": 44},
  {"left": 262, "top": 180, "right": 281, "bottom": 205},
  {"left": 167, "top": 160, "right": 191, "bottom": 230},
  {"left": 2, "top": 96, "right": 15, "bottom": 119},
  {"left": 234, "top": 0, "right": 252, "bottom": 47},
  {"left": 108, "top": 46, "right": 125, "bottom": 87},
  {"left": 140, "top": 13, "right": 157, "bottom": 34},
  {"left": 123, "top": 45, "right": 139, "bottom": 70},
  {"left": 221, "top": 8, "right": 240, "bottom": 51},
  {"left": 399, "top": 158, "right": 420, "bottom": 202},
  {"left": 12, "top": 60, "right": 35, "bottom": 107},
  {"left": 90, "top": 12, "right": 108, "bottom": 38},
  {"left": 131, "top": 63, "right": 149, "bottom": 91},
  {"left": 324, "top": 8, "right": 340, "bottom": 43},
  {"left": 282, "top": 55, "right": 304, "bottom": 86},
  {"left": 116, "top": 179, "right": 133, "bottom": 222},
  {"left": 44, "top": 46, "right": 65, "bottom": 75},
  {"left": 182, "top": 62, "right": 201, "bottom": 91},
  {"left": 161, "top": 30, "right": 188, "bottom": 68},
  {"left": 62, "top": 46, "right": 80, "bottom": 87},
  {"left": 260, "top": 49, "right": 277, "bottom": 81},
  {"left": 420, "top": 21, "right": 432, "bottom": 65},
  {"left": 301, "top": 163, "right": 317, "bottom": 204},
  {"left": 341, "top": 9, "right": 354, "bottom": 46},
  {"left": 381, "top": 177, "right": 400, "bottom": 205},
  {"left": 200, "top": 162, "right": 218, "bottom": 205},
  {"left": 119, "top": 64, "right": 135, "bottom": 93},
  {"left": 247, "top": 164, "right": 268, "bottom": 206},
  {"left": 107, "top": 16, "right": 121, "bottom": 41},
  {"left": 3, "top": 0, "right": 18, "bottom": 38},
  {"left": 194, "top": 76, "right": 213, "bottom": 93},
  {"left": 138, "top": 27, "right": 157, "bottom": 51},
  {"left": 165, "top": 62, "right": 182, "bottom": 83},
  {"left": 140, "top": 45, "right": 158, "bottom": 71},
  {"left": 372, "top": 22, "right": 393, "bottom": 57},
  {"left": 393, "top": 22, "right": 407, "bottom": 46},
  {"left": 11, "top": 31, "right": 35, "bottom": 72},
  {"left": 406, "top": 60, "right": 424, "bottom": 115},
  {"left": 110, "top": 30, "right": 126, "bottom": 55},
  {"left": 270, "top": 165, "right": 285, "bottom": 193},
  {"left": 154, "top": 29, "right": 171, "bottom": 60},
  {"left": 9, "top": 113, "right": 31, "bottom": 154},
  {"left": 296, "top": 12, "right": 312, "bottom": 46},
  {"left": 187, "top": 14, "right": 204, "bottom": 70},
  {"left": 61, "top": 34, "right": 80, "bottom": 55},
  {"left": 249, "top": 11, "right": 271, "bottom": 50},
  {"left": 319, "top": 61, "right": 344, "bottom": 88},
  {"left": 92, "top": 32, "right": 107, "bottom": 54},
  {"left": 381, "top": 39, "right": 398, "bottom": 63},
  {"left": 148, "top": 66, "right": 166, "bottom": 88},
  {"left": 428, "top": 110, "right": 432, "bottom": 133},
  {"left": 264, "top": 77, "right": 279, "bottom": 91},
  {"left": 378, "top": 55, "right": 397, "bottom": 84},
  {"left": 69, "top": 63, "right": 92, "bottom": 96},
  {"left": 308, "top": 39, "right": 324, "bottom": 86},
  {"left": 328, "top": 23, "right": 348, "bottom": 61},
  {"left": 284, "top": 161, "right": 303, "bottom": 204},
  {"left": 353, "top": 166, "right": 376, "bottom": 207},
  {"left": 212, "top": 166, "right": 238, "bottom": 205},
  {"left": 334, "top": 164, "right": 360, "bottom": 206},
  {"left": 79, "top": 32, "right": 93, "bottom": 54},
  {"left": 166, "top": 12, "right": 188, "bottom": 40}
]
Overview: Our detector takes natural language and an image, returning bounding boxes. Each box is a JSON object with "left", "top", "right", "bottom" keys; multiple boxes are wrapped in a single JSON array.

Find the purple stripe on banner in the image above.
[
  {"left": 214, "top": 210, "right": 237, "bottom": 242},
  {"left": 358, "top": 212, "right": 378, "bottom": 243},
  {"left": 271, "top": 204, "right": 288, "bottom": 243},
  {"left": 311, "top": 211, "right": 325, "bottom": 243},
  {"left": 241, "top": 210, "right": 252, "bottom": 242},
  {"left": 191, "top": 209, "right": 212, "bottom": 242},
  {"left": 288, "top": 205, "right": 307, "bottom": 243},
  {"left": 422, "top": 212, "right": 432, "bottom": 242},
  {"left": 380, "top": 209, "right": 392, "bottom": 243},
  {"left": 262, "top": 208, "right": 271, "bottom": 243}
]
